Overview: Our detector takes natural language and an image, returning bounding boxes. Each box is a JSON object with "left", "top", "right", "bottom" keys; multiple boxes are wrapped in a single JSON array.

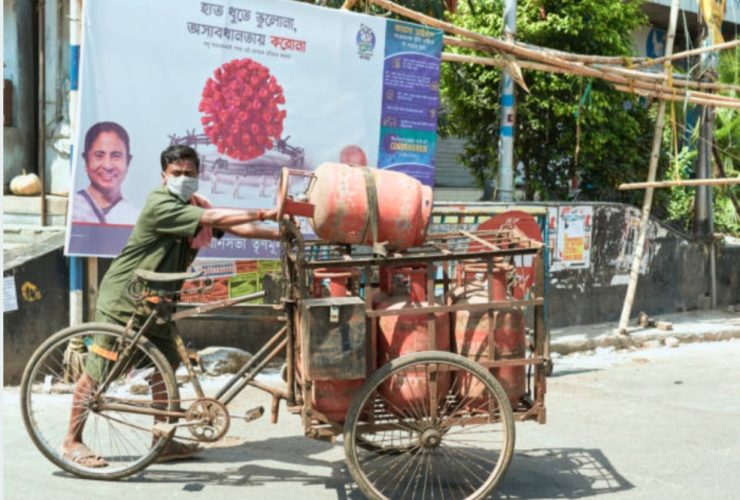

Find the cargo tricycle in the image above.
[{"left": 21, "top": 166, "right": 549, "bottom": 499}]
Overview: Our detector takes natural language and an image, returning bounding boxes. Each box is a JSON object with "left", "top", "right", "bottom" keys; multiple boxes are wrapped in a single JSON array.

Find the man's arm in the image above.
[
  {"left": 200, "top": 207, "right": 278, "bottom": 229},
  {"left": 200, "top": 207, "right": 280, "bottom": 239},
  {"left": 225, "top": 222, "right": 281, "bottom": 240}
]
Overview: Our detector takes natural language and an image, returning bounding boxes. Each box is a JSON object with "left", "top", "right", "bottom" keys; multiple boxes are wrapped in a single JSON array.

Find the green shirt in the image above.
[{"left": 96, "top": 186, "right": 206, "bottom": 324}]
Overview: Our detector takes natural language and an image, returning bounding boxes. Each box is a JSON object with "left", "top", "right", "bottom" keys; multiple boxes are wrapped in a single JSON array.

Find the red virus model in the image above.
[{"left": 199, "top": 58, "right": 286, "bottom": 161}]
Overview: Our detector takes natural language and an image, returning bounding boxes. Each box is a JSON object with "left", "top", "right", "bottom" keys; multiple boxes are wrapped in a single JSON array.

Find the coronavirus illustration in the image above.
[{"left": 199, "top": 58, "right": 287, "bottom": 161}]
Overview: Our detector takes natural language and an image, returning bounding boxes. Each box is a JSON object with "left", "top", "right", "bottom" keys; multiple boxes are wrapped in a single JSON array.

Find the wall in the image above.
[
  {"left": 430, "top": 201, "right": 740, "bottom": 328},
  {"left": 3, "top": 0, "right": 36, "bottom": 188},
  {"left": 546, "top": 204, "right": 739, "bottom": 327},
  {"left": 3, "top": 233, "right": 70, "bottom": 385}
]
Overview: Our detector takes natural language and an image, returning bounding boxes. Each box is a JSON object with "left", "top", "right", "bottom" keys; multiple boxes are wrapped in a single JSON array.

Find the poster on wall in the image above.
[
  {"left": 65, "top": 0, "right": 443, "bottom": 259},
  {"left": 553, "top": 206, "right": 592, "bottom": 270}
]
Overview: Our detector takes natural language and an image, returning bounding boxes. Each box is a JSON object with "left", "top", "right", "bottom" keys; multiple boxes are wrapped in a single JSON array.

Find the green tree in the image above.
[
  {"left": 440, "top": 0, "right": 655, "bottom": 201},
  {"left": 663, "top": 47, "right": 740, "bottom": 236}
]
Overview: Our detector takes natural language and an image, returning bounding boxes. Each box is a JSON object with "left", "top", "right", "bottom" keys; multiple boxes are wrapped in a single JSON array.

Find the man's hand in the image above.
[{"left": 262, "top": 207, "right": 279, "bottom": 221}]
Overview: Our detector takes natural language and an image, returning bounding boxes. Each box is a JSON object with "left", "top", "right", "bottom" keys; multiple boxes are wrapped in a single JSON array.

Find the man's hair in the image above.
[
  {"left": 160, "top": 145, "right": 200, "bottom": 172},
  {"left": 83, "top": 121, "right": 132, "bottom": 161}
]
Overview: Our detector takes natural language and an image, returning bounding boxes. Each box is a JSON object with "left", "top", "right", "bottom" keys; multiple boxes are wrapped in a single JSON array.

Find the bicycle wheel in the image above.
[
  {"left": 20, "top": 322, "right": 180, "bottom": 480},
  {"left": 344, "top": 351, "right": 515, "bottom": 500}
]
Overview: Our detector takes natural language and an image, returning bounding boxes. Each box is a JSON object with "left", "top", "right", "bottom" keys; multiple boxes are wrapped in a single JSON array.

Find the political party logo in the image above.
[{"left": 356, "top": 24, "right": 375, "bottom": 60}]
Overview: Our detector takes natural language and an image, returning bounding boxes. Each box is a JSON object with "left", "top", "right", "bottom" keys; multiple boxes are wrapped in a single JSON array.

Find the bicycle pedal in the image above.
[
  {"left": 152, "top": 422, "right": 176, "bottom": 439},
  {"left": 244, "top": 406, "right": 265, "bottom": 422}
]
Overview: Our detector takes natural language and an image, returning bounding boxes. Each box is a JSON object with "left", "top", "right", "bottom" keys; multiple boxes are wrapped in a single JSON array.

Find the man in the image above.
[
  {"left": 62, "top": 144, "right": 280, "bottom": 467},
  {"left": 339, "top": 144, "right": 368, "bottom": 166},
  {"left": 73, "top": 121, "right": 139, "bottom": 224}
]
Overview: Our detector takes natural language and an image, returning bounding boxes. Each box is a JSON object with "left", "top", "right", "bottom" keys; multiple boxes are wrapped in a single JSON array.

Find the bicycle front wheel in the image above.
[{"left": 20, "top": 322, "right": 180, "bottom": 480}]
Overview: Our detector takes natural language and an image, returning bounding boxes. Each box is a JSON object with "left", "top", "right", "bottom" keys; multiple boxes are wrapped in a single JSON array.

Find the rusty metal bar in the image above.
[
  {"left": 170, "top": 291, "right": 268, "bottom": 321},
  {"left": 475, "top": 356, "right": 547, "bottom": 368},
  {"left": 514, "top": 403, "right": 545, "bottom": 422},
  {"left": 533, "top": 249, "right": 548, "bottom": 407},
  {"left": 219, "top": 337, "right": 288, "bottom": 406},
  {"left": 246, "top": 378, "right": 289, "bottom": 400},
  {"left": 214, "top": 326, "right": 287, "bottom": 401},
  {"left": 462, "top": 230, "right": 501, "bottom": 251},
  {"left": 285, "top": 301, "right": 296, "bottom": 404},
  {"left": 366, "top": 298, "right": 543, "bottom": 318},
  {"left": 97, "top": 403, "right": 184, "bottom": 420},
  {"left": 172, "top": 324, "right": 205, "bottom": 399}
]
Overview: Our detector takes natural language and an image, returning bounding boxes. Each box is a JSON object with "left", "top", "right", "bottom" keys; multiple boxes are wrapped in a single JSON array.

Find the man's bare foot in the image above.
[{"left": 61, "top": 443, "right": 108, "bottom": 468}]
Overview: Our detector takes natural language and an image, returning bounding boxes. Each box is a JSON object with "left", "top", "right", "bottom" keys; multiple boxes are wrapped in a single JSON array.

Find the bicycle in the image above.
[{"left": 20, "top": 269, "right": 277, "bottom": 480}]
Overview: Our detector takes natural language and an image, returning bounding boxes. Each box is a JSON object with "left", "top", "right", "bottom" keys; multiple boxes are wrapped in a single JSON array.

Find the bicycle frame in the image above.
[{"left": 92, "top": 288, "right": 292, "bottom": 423}]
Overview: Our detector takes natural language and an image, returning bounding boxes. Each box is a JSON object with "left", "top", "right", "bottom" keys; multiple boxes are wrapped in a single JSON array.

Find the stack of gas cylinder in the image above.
[
  {"left": 450, "top": 262, "right": 526, "bottom": 409},
  {"left": 305, "top": 163, "right": 527, "bottom": 420}
]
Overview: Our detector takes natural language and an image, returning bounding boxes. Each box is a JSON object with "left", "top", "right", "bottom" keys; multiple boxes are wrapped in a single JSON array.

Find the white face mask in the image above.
[{"left": 166, "top": 175, "right": 199, "bottom": 202}]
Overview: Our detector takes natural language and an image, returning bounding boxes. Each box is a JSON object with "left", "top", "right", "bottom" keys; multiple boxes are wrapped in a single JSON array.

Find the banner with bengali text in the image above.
[{"left": 65, "top": 0, "right": 443, "bottom": 260}]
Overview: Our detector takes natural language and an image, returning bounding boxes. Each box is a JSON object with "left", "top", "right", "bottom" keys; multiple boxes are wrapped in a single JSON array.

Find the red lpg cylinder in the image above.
[
  {"left": 453, "top": 265, "right": 526, "bottom": 409},
  {"left": 378, "top": 268, "right": 451, "bottom": 409},
  {"left": 308, "top": 162, "right": 433, "bottom": 251},
  {"left": 312, "top": 268, "right": 356, "bottom": 298},
  {"left": 310, "top": 268, "right": 364, "bottom": 423}
]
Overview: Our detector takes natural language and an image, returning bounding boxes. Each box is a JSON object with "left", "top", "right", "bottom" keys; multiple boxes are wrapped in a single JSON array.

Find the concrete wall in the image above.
[
  {"left": 3, "top": 233, "right": 70, "bottom": 385},
  {"left": 547, "top": 204, "right": 740, "bottom": 327}
]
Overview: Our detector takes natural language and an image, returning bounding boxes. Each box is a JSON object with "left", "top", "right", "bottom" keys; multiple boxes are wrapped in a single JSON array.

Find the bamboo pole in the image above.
[
  {"left": 634, "top": 38, "right": 740, "bottom": 69},
  {"left": 619, "top": 178, "right": 740, "bottom": 190},
  {"left": 613, "top": 84, "right": 740, "bottom": 109},
  {"left": 443, "top": 52, "right": 740, "bottom": 109},
  {"left": 515, "top": 41, "right": 648, "bottom": 65},
  {"left": 595, "top": 64, "right": 740, "bottom": 97},
  {"left": 445, "top": 35, "right": 648, "bottom": 65},
  {"left": 618, "top": 0, "right": 680, "bottom": 336}
]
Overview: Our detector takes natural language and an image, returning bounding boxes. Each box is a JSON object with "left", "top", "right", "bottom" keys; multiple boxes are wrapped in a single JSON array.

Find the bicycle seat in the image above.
[{"left": 134, "top": 269, "right": 203, "bottom": 284}]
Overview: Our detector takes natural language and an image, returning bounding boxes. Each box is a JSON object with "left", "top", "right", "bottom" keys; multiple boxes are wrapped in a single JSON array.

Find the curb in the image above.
[{"left": 550, "top": 320, "right": 740, "bottom": 355}]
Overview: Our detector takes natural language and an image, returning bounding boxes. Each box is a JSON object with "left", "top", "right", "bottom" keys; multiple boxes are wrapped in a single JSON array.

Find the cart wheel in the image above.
[{"left": 344, "top": 351, "right": 515, "bottom": 499}]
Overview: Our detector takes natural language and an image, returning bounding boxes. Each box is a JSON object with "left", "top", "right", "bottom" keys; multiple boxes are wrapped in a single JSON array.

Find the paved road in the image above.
[{"left": 4, "top": 339, "right": 740, "bottom": 499}]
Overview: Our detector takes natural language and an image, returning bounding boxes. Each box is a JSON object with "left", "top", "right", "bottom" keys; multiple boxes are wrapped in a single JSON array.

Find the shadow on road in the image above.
[
  {"left": 495, "top": 447, "right": 634, "bottom": 498},
  {"left": 61, "top": 435, "right": 364, "bottom": 499},
  {"left": 49, "top": 439, "right": 631, "bottom": 499}
]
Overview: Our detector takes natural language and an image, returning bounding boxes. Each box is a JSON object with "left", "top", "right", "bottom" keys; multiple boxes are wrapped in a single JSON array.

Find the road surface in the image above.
[{"left": 4, "top": 339, "right": 739, "bottom": 499}]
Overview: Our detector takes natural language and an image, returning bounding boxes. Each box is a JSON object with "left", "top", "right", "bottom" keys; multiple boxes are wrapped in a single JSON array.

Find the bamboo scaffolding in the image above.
[
  {"left": 443, "top": 52, "right": 740, "bottom": 108},
  {"left": 619, "top": 178, "right": 740, "bottom": 190},
  {"left": 368, "top": 0, "right": 740, "bottom": 109},
  {"left": 446, "top": 35, "right": 740, "bottom": 94}
]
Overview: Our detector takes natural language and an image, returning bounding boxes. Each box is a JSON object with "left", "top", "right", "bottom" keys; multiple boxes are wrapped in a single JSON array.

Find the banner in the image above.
[{"left": 65, "top": 0, "right": 443, "bottom": 258}]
